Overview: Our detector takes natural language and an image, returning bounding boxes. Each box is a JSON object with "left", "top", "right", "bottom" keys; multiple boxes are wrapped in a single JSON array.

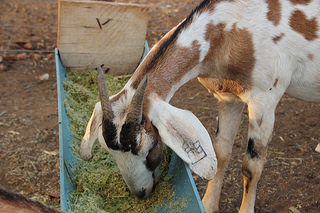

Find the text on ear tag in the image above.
[{"left": 182, "top": 140, "right": 207, "bottom": 165}]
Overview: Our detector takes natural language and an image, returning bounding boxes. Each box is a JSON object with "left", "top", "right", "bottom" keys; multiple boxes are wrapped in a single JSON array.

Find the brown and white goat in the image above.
[
  {"left": 0, "top": 188, "right": 63, "bottom": 213},
  {"left": 80, "top": 0, "right": 320, "bottom": 212}
]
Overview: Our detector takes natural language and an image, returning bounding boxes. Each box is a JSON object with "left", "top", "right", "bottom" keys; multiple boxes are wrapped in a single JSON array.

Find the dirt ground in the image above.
[{"left": 0, "top": 0, "right": 319, "bottom": 212}]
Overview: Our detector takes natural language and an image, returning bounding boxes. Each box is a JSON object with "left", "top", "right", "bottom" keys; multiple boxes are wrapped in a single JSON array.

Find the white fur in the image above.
[
  {"left": 107, "top": 146, "right": 154, "bottom": 196},
  {"left": 193, "top": 1, "right": 320, "bottom": 213},
  {"left": 111, "top": 85, "right": 137, "bottom": 139},
  {"left": 177, "top": 11, "right": 211, "bottom": 62}
]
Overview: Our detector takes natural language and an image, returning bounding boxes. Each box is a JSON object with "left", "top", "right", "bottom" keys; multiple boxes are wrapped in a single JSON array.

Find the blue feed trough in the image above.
[{"left": 55, "top": 42, "right": 205, "bottom": 213}]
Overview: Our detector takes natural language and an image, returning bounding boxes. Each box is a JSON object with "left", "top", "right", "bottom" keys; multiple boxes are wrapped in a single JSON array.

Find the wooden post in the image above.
[{"left": 57, "top": 0, "right": 149, "bottom": 74}]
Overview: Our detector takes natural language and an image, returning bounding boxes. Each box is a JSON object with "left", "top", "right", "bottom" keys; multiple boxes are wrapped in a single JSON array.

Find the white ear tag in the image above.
[{"left": 149, "top": 99, "right": 217, "bottom": 180}]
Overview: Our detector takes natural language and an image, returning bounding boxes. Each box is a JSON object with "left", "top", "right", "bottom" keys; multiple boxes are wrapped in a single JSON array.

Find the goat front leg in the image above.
[
  {"left": 202, "top": 101, "right": 244, "bottom": 213},
  {"left": 239, "top": 98, "right": 280, "bottom": 213}
]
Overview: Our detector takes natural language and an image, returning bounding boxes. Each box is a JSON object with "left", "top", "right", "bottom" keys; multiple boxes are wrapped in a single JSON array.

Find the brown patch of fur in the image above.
[
  {"left": 266, "top": 0, "right": 282, "bottom": 26},
  {"left": 290, "top": 0, "right": 311, "bottom": 5},
  {"left": 272, "top": 33, "right": 285, "bottom": 43},
  {"left": 128, "top": 23, "right": 201, "bottom": 116},
  {"left": 203, "top": 23, "right": 226, "bottom": 62},
  {"left": 110, "top": 89, "right": 127, "bottom": 103},
  {"left": 130, "top": 25, "right": 179, "bottom": 90},
  {"left": 198, "top": 77, "right": 245, "bottom": 96},
  {"left": 308, "top": 54, "right": 314, "bottom": 61},
  {"left": 0, "top": 189, "right": 63, "bottom": 213},
  {"left": 140, "top": 41, "right": 201, "bottom": 115},
  {"left": 225, "top": 25, "right": 256, "bottom": 84},
  {"left": 145, "top": 120, "right": 163, "bottom": 171},
  {"left": 273, "top": 78, "right": 279, "bottom": 87},
  {"left": 220, "top": 24, "right": 256, "bottom": 84},
  {"left": 148, "top": 40, "right": 201, "bottom": 99},
  {"left": 200, "top": 23, "right": 256, "bottom": 93},
  {"left": 290, "top": 10, "right": 319, "bottom": 41}
]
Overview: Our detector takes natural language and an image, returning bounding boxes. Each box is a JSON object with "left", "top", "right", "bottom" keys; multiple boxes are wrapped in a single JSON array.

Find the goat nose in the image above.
[{"left": 136, "top": 188, "right": 146, "bottom": 199}]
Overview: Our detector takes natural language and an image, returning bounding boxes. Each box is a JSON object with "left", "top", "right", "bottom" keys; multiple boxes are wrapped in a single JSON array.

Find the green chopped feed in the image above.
[{"left": 63, "top": 70, "right": 181, "bottom": 213}]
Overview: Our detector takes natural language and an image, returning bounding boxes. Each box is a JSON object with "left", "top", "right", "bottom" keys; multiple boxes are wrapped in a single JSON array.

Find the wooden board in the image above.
[{"left": 57, "top": 0, "right": 149, "bottom": 74}]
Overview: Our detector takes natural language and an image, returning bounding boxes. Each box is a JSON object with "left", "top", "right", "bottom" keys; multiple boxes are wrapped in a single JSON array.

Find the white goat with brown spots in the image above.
[{"left": 80, "top": 0, "right": 320, "bottom": 212}]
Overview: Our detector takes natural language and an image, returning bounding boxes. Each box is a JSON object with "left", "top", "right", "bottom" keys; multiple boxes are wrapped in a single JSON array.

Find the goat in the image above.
[
  {"left": 0, "top": 188, "right": 64, "bottom": 213},
  {"left": 80, "top": 0, "right": 320, "bottom": 212}
]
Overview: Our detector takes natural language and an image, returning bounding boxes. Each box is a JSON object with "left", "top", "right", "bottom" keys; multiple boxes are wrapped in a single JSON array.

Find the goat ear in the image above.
[
  {"left": 80, "top": 102, "right": 103, "bottom": 160},
  {"left": 148, "top": 100, "right": 217, "bottom": 180}
]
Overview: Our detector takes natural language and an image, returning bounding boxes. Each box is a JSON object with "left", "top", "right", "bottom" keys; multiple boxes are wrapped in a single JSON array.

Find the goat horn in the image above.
[
  {"left": 126, "top": 75, "right": 148, "bottom": 123},
  {"left": 96, "top": 65, "right": 114, "bottom": 121}
]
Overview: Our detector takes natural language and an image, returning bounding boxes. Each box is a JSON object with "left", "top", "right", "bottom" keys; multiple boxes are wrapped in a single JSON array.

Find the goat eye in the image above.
[
  {"left": 135, "top": 124, "right": 141, "bottom": 131},
  {"left": 145, "top": 141, "right": 162, "bottom": 171},
  {"left": 140, "top": 117, "right": 145, "bottom": 125}
]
